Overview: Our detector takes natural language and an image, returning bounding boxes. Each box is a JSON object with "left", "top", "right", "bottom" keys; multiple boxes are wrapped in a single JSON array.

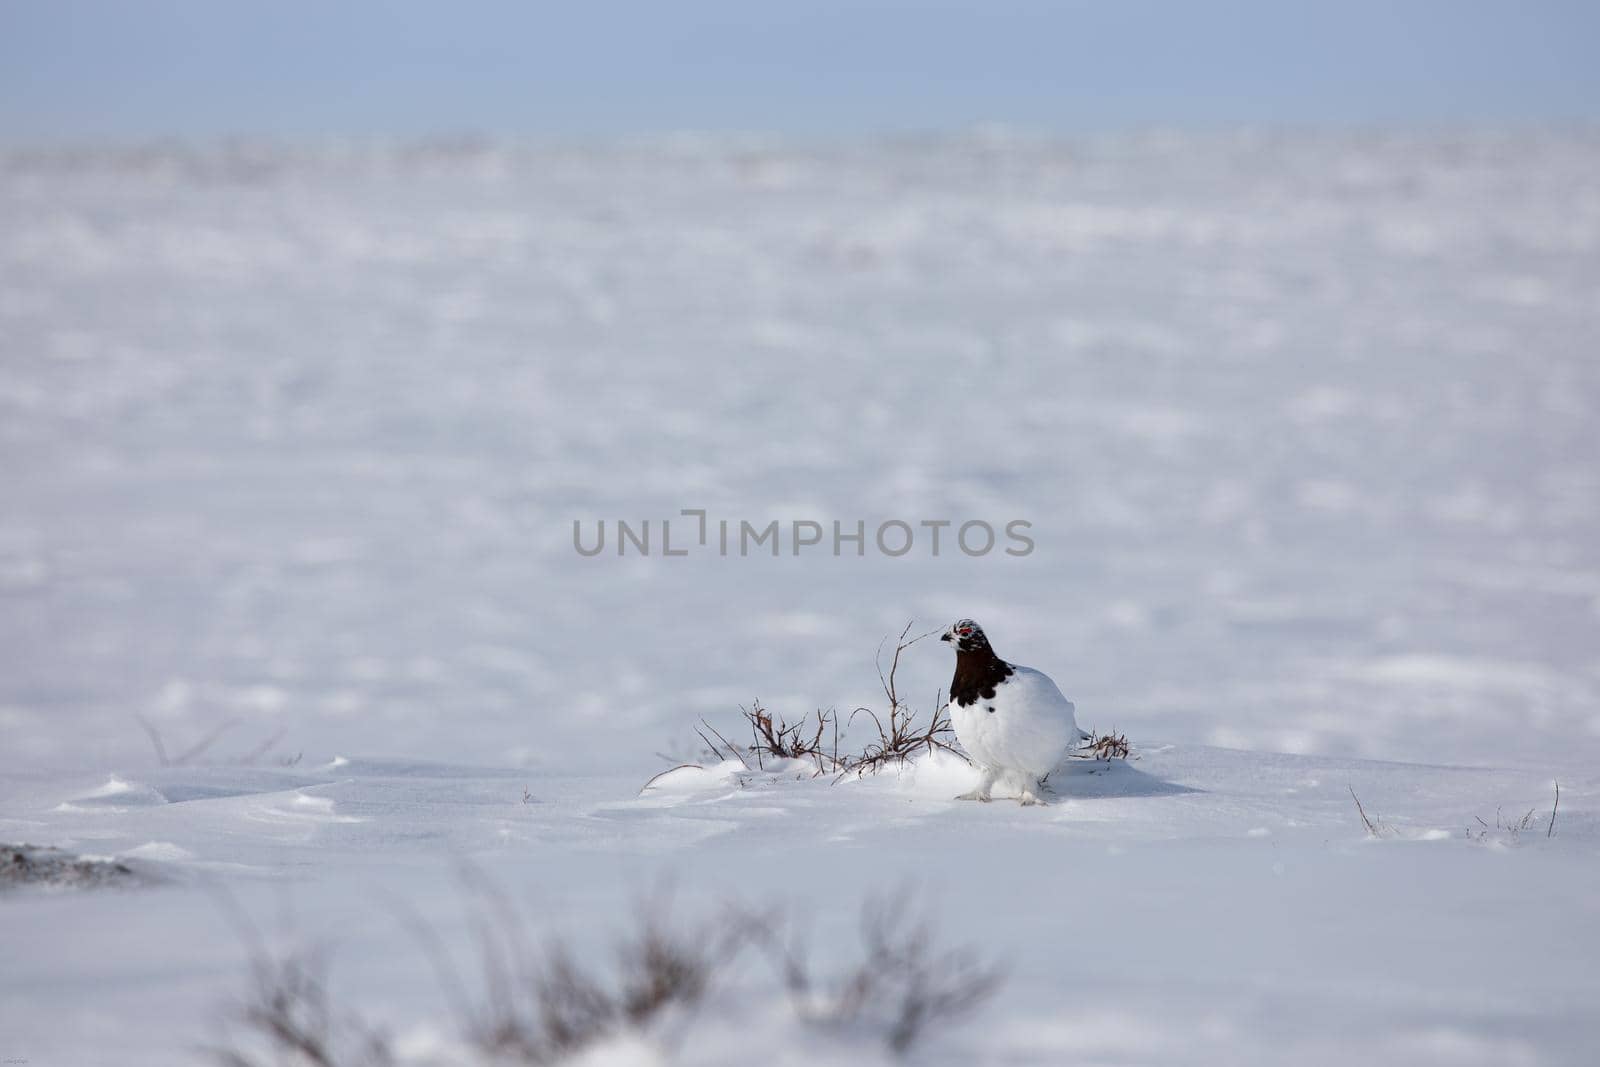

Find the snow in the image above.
[
  {"left": 1, "top": 749, "right": 1593, "bottom": 1064},
  {"left": 1, "top": 129, "right": 1598, "bottom": 1063}
]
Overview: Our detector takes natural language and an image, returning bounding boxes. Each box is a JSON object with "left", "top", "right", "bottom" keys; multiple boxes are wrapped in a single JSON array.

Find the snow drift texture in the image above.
[
  {"left": 1, "top": 131, "right": 1597, "bottom": 1065},
  {"left": 3, "top": 131, "right": 1597, "bottom": 775}
]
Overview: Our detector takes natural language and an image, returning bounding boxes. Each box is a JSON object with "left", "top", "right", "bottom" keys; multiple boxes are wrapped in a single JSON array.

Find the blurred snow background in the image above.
[{"left": 2, "top": 129, "right": 1598, "bottom": 774}]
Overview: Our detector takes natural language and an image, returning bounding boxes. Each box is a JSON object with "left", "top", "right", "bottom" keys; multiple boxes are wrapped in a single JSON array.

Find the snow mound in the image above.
[
  {"left": 120, "top": 841, "right": 196, "bottom": 862},
  {"left": 59, "top": 775, "right": 168, "bottom": 809}
]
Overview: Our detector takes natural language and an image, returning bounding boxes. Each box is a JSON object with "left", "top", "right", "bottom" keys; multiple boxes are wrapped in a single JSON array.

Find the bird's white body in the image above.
[{"left": 948, "top": 664, "right": 1084, "bottom": 804}]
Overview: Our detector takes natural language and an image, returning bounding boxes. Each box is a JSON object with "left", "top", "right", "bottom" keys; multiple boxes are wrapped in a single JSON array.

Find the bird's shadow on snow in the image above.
[{"left": 1044, "top": 758, "right": 1199, "bottom": 800}]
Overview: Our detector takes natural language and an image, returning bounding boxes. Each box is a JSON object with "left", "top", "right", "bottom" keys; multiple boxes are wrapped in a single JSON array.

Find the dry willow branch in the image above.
[
  {"left": 643, "top": 622, "right": 965, "bottom": 794},
  {"left": 1066, "top": 730, "right": 1130, "bottom": 762},
  {"left": 1466, "top": 804, "right": 1541, "bottom": 843},
  {"left": 1348, "top": 785, "right": 1390, "bottom": 837},
  {"left": 212, "top": 948, "right": 394, "bottom": 1067},
  {"left": 135, "top": 712, "right": 238, "bottom": 767},
  {"left": 446, "top": 875, "right": 742, "bottom": 1065},
  {"left": 840, "top": 622, "right": 963, "bottom": 778},
  {"left": 751, "top": 892, "right": 1003, "bottom": 1054},
  {"left": 743, "top": 700, "right": 841, "bottom": 773},
  {"left": 695, "top": 718, "right": 750, "bottom": 770},
  {"left": 218, "top": 882, "right": 1004, "bottom": 1065}
]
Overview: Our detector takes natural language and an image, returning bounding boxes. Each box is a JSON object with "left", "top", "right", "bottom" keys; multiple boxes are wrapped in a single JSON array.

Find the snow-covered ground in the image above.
[
  {"left": 2, "top": 750, "right": 1593, "bottom": 1065},
  {"left": 2, "top": 130, "right": 1598, "bottom": 1064}
]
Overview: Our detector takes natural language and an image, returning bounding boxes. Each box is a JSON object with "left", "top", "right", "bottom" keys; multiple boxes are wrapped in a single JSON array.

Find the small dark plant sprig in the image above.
[
  {"left": 1349, "top": 785, "right": 1393, "bottom": 838},
  {"left": 135, "top": 713, "right": 302, "bottom": 768},
  {"left": 694, "top": 718, "right": 751, "bottom": 769},
  {"left": 1089, "top": 731, "right": 1130, "bottom": 761},
  {"left": 1465, "top": 806, "right": 1539, "bottom": 843},
  {"left": 643, "top": 622, "right": 964, "bottom": 792},
  {"left": 135, "top": 713, "right": 236, "bottom": 767},
  {"left": 211, "top": 947, "right": 394, "bottom": 1067},
  {"left": 1465, "top": 784, "right": 1560, "bottom": 845},
  {"left": 749, "top": 890, "right": 1003, "bottom": 1055},
  {"left": 1065, "top": 730, "right": 1130, "bottom": 762},
  {"left": 743, "top": 699, "right": 842, "bottom": 774},
  {"left": 217, "top": 878, "right": 1007, "bottom": 1066},
  {"left": 446, "top": 876, "right": 745, "bottom": 1065}
]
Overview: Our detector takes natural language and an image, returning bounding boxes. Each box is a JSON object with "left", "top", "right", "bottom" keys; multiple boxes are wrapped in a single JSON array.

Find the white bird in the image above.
[{"left": 939, "top": 619, "right": 1086, "bottom": 805}]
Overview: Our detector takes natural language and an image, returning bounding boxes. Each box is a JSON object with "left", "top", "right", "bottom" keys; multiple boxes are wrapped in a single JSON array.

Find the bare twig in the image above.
[
  {"left": 381, "top": 891, "right": 479, "bottom": 1032},
  {"left": 1549, "top": 780, "right": 1560, "bottom": 839},
  {"left": 1349, "top": 785, "right": 1388, "bottom": 837},
  {"left": 750, "top": 891, "right": 1002, "bottom": 1054},
  {"left": 1465, "top": 799, "right": 1546, "bottom": 844},
  {"left": 874, "top": 622, "right": 940, "bottom": 726},
  {"left": 659, "top": 622, "right": 962, "bottom": 788},
  {"left": 208, "top": 889, "right": 394, "bottom": 1067},
  {"left": 697, "top": 718, "right": 751, "bottom": 770},
  {"left": 693, "top": 727, "right": 723, "bottom": 761},
  {"left": 1067, "top": 730, "right": 1130, "bottom": 761},
  {"left": 225, "top": 948, "right": 394, "bottom": 1067},
  {"left": 173, "top": 718, "right": 239, "bottom": 765},
  {"left": 135, "top": 713, "right": 239, "bottom": 767},
  {"left": 237, "top": 726, "right": 288, "bottom": 766},
  {"left": 455, "top": 881, "right": 743, "bottom": 1063},
  {"left": 838, "top": 623, "right": 963, "bottom": 779},
  {"left": 742, "top": 700, "right": 840, "bottom": 775},
  {"left": 134, "top": 713, "right": 170, "bottom": 766},
  {"left": 219, "top": 881, "right": 1005, "bottom": 1066},
  {"left": 638, "top": 764, "right": 703, "bottom": 796},
  {"left": 832, "top": 710, "right": 840, "bottom": 772},
  {"left": 692, "top": 724, "right": 744, "bottom": 770}
]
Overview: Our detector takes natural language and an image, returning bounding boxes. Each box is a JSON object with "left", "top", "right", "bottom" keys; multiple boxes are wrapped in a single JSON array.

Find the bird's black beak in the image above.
[{"left": 940, "top": 632, "right": 951, "bottom": 642}]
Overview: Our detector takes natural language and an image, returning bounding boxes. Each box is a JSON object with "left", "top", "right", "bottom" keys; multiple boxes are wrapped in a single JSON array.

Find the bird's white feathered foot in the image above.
[{"left": 956, "top": 767, "right": 998, "bottom": 802}]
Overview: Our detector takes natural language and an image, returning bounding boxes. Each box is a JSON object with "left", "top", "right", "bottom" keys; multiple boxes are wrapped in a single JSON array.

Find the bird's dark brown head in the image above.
[
  {"left": 940, "top": 618, "right": 992, "bottom": 655},
  {"left": 941, "top": 618, "right": 1012, "bottom": 706}
]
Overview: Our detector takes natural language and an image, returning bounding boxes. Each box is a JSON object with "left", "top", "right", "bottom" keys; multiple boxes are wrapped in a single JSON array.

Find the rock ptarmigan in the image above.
[{"left": 940, "top": 619, "right": 1087, "bottom": 805}]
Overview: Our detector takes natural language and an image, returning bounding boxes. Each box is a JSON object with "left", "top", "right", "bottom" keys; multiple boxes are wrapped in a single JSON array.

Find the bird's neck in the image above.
[{"left": 950, "top": 645, "right": 1012, "bottom": 707}]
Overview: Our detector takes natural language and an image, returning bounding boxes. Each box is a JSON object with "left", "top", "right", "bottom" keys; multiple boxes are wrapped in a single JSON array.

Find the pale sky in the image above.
[{"left": 2, "top": 0, "right": 1596, "bottom": 140}]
